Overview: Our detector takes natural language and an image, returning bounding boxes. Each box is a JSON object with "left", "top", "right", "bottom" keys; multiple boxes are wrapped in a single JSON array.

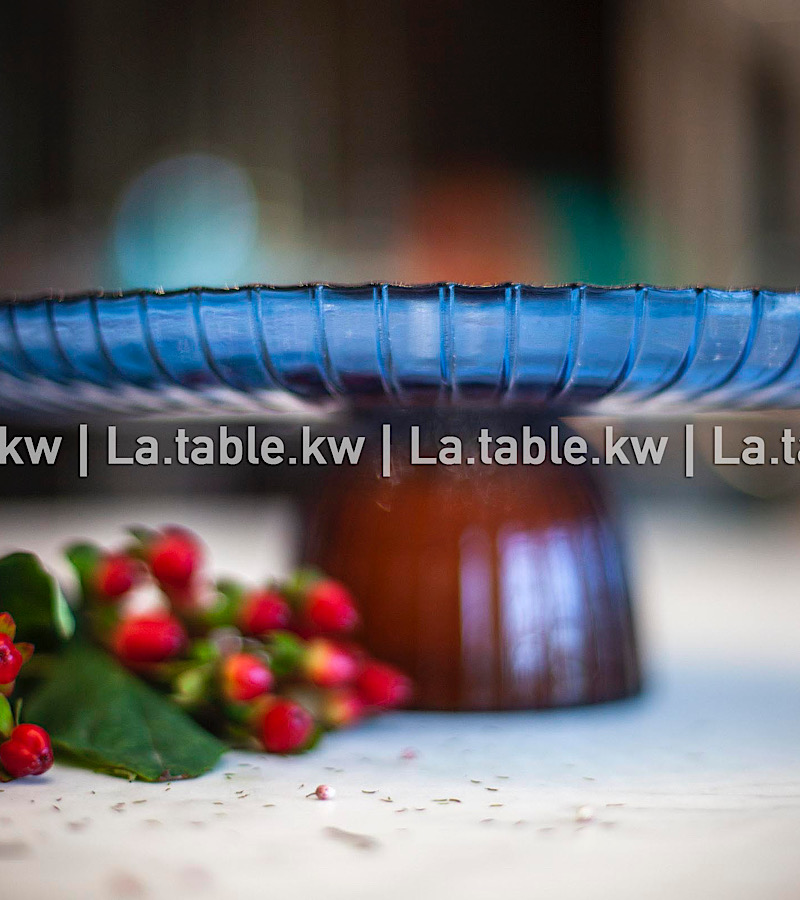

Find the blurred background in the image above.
[
  {"left": 2, "top": 1, "right": 800, "bottom": 504},
  {"left": 3, "top": 0, "right": 800, "bottom": 296}
]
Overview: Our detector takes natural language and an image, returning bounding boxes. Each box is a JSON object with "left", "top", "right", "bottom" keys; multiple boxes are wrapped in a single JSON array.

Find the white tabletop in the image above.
[{"left": 1, "top": 495, "right": 798, "bottom": 900}]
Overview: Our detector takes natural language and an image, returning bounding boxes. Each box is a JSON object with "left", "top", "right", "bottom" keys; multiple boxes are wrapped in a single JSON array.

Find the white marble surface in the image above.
[{"left": 0, "top": 495, "right": 799, "bottom": 900}]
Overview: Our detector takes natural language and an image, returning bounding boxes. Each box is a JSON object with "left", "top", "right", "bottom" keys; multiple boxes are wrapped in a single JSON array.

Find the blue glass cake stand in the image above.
[{"left": 1, "top": 284, "right": 796, "bottom": 709}]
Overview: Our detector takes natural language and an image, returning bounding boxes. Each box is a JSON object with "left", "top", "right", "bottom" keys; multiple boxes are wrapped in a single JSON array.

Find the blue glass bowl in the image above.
[{"left": 1, "top": 284, "right": 798, "bottom": 417}]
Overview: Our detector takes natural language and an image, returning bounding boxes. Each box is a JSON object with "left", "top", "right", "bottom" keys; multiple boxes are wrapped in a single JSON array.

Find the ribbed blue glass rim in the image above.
[{"left": 1, "top": 283, "right": 799, "bottom": 417}]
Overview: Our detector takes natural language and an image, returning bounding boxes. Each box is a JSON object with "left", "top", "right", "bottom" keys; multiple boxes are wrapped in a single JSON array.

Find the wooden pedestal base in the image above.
[{"left": 304, "top": 417, "right": 640, "bottom": 710}]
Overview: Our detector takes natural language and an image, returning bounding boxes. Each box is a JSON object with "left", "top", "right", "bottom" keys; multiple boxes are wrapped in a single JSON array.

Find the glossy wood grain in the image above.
[{"left": 304, "top": 417, "right": 641, "bottom": 710}]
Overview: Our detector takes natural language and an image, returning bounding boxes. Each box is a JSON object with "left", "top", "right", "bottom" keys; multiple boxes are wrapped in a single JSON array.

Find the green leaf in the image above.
[
  {"left": 0, "top": 695, "right": 13, "bottom": 738},
  {"left": 64, "top": 542, "right": 102, "bottom": 597},
  {"left": 197, "top": 579, "right": 244, "bottom": 629},
  {"left": 127, "top": 526, "right": 156, "bottom": 549},
  {"left": 188, "top": 639, "right": 220, "bottom": 664},
  {"left": 0, "top": 612, "right": 15, "bottom": 639},
  {"left": 266, "top": 630, "right": 306, "bottom": 678},
  {"left": 282, "top": 568, "right": 321, "bottom": 607},
  {"left": 0, "top": 553, "right": 75, "bottom": 649},
  {"left": 25, "top": 645, "right": 225, "bottom": 781},
  {"left": 172, "top": 663, "right": 214, "bottom": 708}
]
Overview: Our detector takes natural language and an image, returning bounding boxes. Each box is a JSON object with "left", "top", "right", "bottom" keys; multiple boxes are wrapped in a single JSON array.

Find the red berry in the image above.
[
  {"left": 148, "top": 529, "right": 202, "bottom": 589},
  {"left": 238, "top": 589, "right": 291, "bottom": 636},
  {"left": 321, "top": 687, "right": 363, "bottom": 728},
  {"left": 356, "top": 661, "right": 412, "bottom": 710},
  {"left": 93, "top": 554, "right": 140, "bottom": 600},
  {"left": 222, "top": 653, "right": 273, "bottom": 702},
  {"left": 0, "top": 634, "right": 23, "bottom": 684},
  {"left": 163, "top": 578, "right": 215, "bottom": 614},
  {"left": 303, "top": 638, "right": 358, "bottom": 688},
  {"left": 112, "top": 613, "right": 186, "bottom": 664},
  {"left": 261, "top": 699, "right": 314, "bottom": 754},
  {"left": 303, "top": 579, "right": 359, "bottom": 634},
  {"left": 314, "top": 784, "right": 335, "bottom": 800},
  {"left": 0, "top": 724, "right": 54, "bottom": 778}
]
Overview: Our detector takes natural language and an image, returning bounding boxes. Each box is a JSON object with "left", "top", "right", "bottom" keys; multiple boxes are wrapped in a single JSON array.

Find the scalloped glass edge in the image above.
[{"left": 1, "top": 283, "right": 800, "bottom": 418}]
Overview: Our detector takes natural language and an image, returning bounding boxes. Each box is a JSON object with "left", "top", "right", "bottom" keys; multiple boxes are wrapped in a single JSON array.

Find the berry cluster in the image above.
[
  {"left": 0, "top": 613, "right": 54, "bottom": 780},
  {"left": 77, "top": 527, "right": 411, "bottom": 754}
]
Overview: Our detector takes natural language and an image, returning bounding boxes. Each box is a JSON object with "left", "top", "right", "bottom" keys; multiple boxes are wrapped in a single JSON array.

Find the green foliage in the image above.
[{"left": 25, "top": 646, "right": 225, "bottom": 782}]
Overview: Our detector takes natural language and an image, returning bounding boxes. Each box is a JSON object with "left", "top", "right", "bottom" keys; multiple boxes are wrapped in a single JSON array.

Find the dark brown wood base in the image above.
[{"left": 303, "top": 415, "right": 641, "bottom": 710}]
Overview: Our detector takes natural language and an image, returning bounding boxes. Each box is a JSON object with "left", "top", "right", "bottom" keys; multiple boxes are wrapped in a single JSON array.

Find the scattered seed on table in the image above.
[
  {"left": 213, "top": 801, "right": 224, "bottom": 806},
  {"left": 489, "top": 803, "right": 503, "bottom": 808},
  {"left": 480, "top": 818, "right": 494, "bottom": 824},
  {"left": 111, "top": 803, "right": 126, "bottom": 812},
  {"left": 380, "top": 797, "right": 393, "bottom": 803},
  {"left": 448, "top": 798, "right": 461, "bottom": 803},
  {"left": 361, "top": 789, "right": 377, "bottom": 795},
  {"left": 485, "top": 787, "right": 499, "bottom": 792},
  {"left": 396, "top": 808, "right": 408, "bottom": 813},
  {"left": 52, "top": 805, "right": 60, "bottom": 812},
  {"left": 496, "top": 776, "right": 509, "bottom": 780},
  {"left": 606, "top": 802, "right": 625, "bottom": 807},
  {"left": 470, "top": 779, "right": 482, "bottom": 784},
  {"left": 262, "top": 804, "right": 275, "bottom": 808},
  {"left": 132, "top": 800, "right": 147, "bottom": 805}
]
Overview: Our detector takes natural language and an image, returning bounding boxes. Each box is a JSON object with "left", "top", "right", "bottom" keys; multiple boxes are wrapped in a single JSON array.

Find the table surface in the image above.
[{"left": 0, "top": 495, "right": 799, "bottom": 900}]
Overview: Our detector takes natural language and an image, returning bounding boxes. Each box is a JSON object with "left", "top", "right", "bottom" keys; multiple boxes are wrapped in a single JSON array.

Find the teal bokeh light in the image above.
[{"left": 112, "top": 154, "right": 258, "bottom": 290}]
